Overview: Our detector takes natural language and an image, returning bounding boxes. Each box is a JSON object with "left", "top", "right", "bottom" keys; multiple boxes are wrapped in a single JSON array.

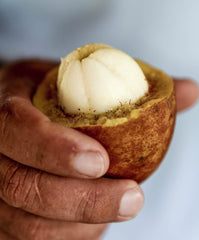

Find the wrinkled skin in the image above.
[{"left": 0, "top": 60, "right": 198, "bottom": 240}]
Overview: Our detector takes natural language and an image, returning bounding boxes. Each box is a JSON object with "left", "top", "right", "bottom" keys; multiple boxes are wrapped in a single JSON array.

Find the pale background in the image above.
[{"left": 0, "top": 0, "right": 199, "bottom": 239}]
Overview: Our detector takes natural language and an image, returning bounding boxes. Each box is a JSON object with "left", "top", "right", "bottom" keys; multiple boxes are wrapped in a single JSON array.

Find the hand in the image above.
[
  {"left": 0, "top": 60, "right": 144, "bottom": 240},
  {"left": 0, "top": 60, "right": 198, "bottom": 240}
]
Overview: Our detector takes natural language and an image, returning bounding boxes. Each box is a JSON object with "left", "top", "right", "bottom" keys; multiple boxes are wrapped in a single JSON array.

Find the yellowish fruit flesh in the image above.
[{"left": 33, "top": 60, "right": 176, "bottom": 183}]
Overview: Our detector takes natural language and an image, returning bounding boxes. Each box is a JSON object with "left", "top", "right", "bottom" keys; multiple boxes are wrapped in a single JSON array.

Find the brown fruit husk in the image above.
[{"left": 33, "top": 60, "right": 176, "bottom": 183}]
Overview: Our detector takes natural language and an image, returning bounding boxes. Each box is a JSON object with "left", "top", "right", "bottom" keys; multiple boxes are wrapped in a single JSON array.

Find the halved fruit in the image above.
[{"left": 33, "top": 59, "right": 176, "bottom": 183}]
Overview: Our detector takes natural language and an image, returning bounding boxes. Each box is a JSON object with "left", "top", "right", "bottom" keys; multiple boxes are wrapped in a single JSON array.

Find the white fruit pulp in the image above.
[{"left": 57, "top": 44, "right": 149, "bottom": 114}]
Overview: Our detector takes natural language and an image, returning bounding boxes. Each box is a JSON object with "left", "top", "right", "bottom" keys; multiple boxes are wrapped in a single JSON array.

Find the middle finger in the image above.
[{"left": 0, "top": 154, "right": 144, "bottom": 223}]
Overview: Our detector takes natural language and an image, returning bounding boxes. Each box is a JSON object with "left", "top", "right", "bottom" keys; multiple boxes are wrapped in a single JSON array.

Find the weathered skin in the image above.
[{"left": 33, "top": 60, "right": 176, "bottom": 183}]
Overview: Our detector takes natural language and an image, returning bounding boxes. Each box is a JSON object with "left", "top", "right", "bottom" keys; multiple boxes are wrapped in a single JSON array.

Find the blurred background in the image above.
[{"left": 0, "top": 0, "right": 199, "bottom": 239}]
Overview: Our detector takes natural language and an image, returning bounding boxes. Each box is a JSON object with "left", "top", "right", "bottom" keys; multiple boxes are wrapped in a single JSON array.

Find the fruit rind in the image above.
[{"left": 33, "top": 60, "right": 176, "bottom": 183}]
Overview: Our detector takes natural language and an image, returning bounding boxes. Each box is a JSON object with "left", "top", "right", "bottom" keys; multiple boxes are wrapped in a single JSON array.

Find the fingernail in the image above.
[
  {"left": 73, "top": 152, "right": 105, "bottom": 177},
  {"left": 119, "top": 188, "right": 144, "bottom": 218}
]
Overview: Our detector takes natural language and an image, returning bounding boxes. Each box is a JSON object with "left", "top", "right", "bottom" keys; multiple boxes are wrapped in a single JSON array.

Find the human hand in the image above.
[
  {"left": 0, "top": 60, "right": 144, "bottom": 240},
  {"left": 0, "top": 60, "right": 198, "bottom": 240}
]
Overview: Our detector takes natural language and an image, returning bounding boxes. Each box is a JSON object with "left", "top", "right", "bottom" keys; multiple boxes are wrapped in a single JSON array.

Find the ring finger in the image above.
[{"left": 0, "top": 199, "right": 107, "bottom": 240}]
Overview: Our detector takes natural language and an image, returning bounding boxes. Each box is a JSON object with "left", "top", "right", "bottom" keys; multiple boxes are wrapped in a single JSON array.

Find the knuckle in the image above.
[
  {"left": 1, "top": 161, "right": 43, "bottom": 209},
  {"left": 0, "top": 94, "right": 30, "bottom": 124},
  {"left": 76, "top": 186, "right": 100, "bottom": 222},
  {"left": 0, "top": 94, "right": 17, "bottom": 112},
  {"left": 0, "top": 108, "right": 10, "bottom": 145},
  {"left": 23, "top": 171, "right": 43, "bottom": 210},
  {"left": 0, "top": 95, "right": 19, "bottom": 144},
  {"left": 1, "top": 161, "right": 25, "bottom": 206},
  {"left": 1, "top": 95, "right": 28, "bottom": 124}
]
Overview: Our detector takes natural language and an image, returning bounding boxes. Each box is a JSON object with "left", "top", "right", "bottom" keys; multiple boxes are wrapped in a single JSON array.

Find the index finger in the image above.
[{"left": 0, "top": 61, "right": 109, "bottom": 179}]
